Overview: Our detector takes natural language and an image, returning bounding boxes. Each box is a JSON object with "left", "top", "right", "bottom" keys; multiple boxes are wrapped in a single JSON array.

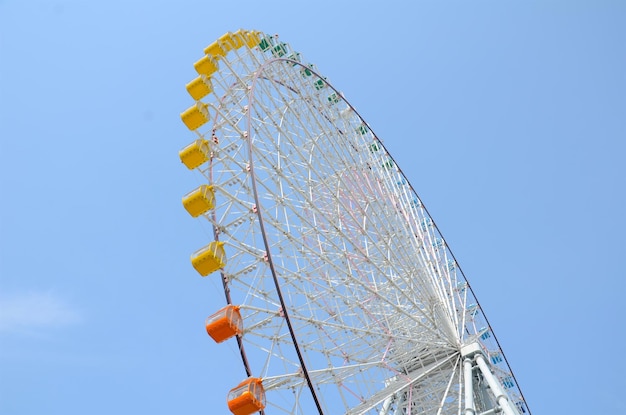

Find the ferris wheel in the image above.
[{"left": 178, "top": 29, "right": 531, "bottom": 415}]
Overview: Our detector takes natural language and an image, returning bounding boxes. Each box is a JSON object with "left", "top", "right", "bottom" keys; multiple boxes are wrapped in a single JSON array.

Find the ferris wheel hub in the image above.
[{"left": 460, "top": 342, "right": 483, "bottom": 358}]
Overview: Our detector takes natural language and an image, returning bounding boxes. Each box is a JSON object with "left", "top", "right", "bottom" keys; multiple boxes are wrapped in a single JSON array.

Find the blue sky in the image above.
[{"left": 0, "top": 1, "right": 624, "bottom": 414}]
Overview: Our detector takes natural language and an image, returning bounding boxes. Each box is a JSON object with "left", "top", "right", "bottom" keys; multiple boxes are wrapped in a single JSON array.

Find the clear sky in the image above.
[{"left": 0, "top": 1, "right": 624, "bottom": 414}]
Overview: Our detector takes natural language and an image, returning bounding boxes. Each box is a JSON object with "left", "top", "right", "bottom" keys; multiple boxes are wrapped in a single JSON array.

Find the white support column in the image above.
[
  {"left": 475, "top": 353, "right": 517, "bottom": 415},
  {"left": 463, "top": 358, "right": 475, "bottom": 415},
  {"left": 378, "top": 394, "right": 395, "bottom": 415}
]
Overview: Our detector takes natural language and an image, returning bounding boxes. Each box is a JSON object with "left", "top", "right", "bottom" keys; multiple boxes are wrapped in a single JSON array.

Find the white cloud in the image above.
[{"left": 0, "top": 291, "right": 83, "bottom": 332}]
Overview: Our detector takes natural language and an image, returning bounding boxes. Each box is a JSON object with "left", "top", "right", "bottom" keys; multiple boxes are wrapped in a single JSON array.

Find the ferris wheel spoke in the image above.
[
  {"left": 343, "top": 353, "right": 459, "bottom": 415},
  {"left": 434, "top": 356, "right": 462, "bottom": 415},
  {"left": 248, "top": 164, "right": 452, "bottom": 330},
  {"left": 261, "top": 241, "right": 442, "bottom": 342}
]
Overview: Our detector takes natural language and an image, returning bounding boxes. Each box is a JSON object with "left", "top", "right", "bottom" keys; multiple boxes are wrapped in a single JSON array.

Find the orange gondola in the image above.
[
  {"left": 205, "top": 305, "right": 242, "bottom": 343},
  {"left": 227, "top": 377, "right": 265, "bottom": 415}
]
